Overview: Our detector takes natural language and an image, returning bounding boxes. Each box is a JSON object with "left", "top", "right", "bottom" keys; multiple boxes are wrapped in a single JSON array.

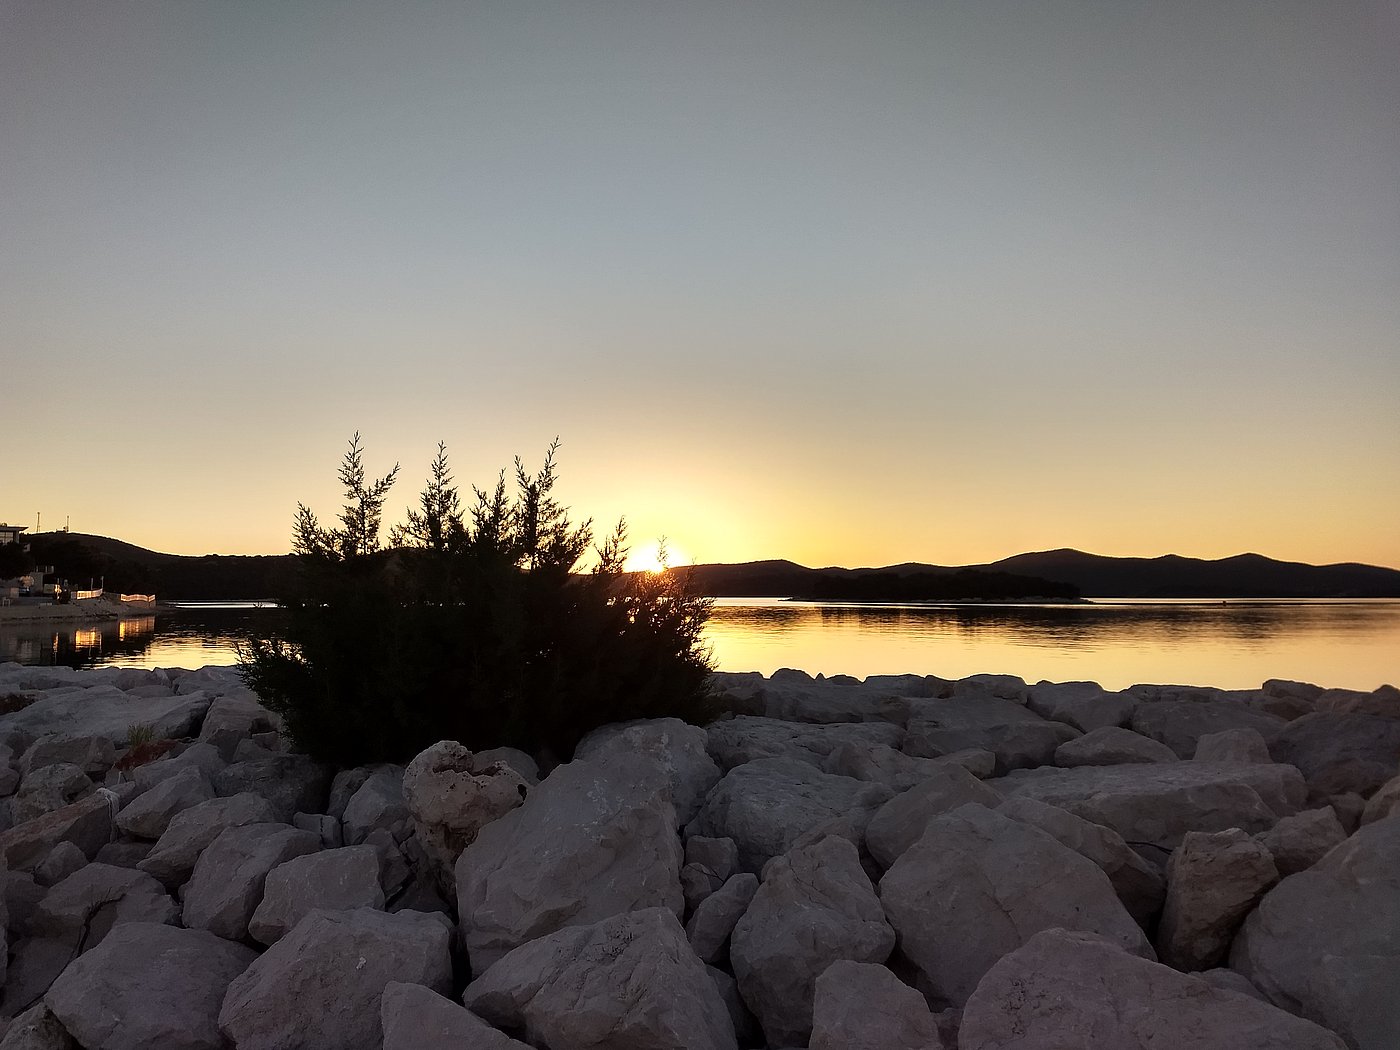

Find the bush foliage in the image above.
[{"left": 239, "top": 435, "right": 715, "bottom": 767}]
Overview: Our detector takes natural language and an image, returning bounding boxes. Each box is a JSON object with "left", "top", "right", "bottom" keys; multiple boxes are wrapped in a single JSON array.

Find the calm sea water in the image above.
[{"left": 2, "top": 599, "right": 1396, "bottom": 691}]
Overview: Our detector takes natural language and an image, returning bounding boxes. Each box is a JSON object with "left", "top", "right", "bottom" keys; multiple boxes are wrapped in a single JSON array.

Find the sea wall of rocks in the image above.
[{"left": 0, "top": 660, "right": 1396, "bottom": 1049}]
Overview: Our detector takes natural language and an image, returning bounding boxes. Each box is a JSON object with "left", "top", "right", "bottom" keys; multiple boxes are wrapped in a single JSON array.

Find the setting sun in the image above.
[{"left": 625, "top": 540, "right": 690, "bottom": 574}]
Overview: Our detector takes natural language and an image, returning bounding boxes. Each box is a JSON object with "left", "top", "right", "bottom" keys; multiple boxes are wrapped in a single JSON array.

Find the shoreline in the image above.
[{"left": 0, "top": 597, "right": 158, "bottom": 624}]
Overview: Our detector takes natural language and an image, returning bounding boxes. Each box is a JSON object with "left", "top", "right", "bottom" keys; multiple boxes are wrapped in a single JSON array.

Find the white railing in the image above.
[
  {"left": 120, "top": 594, "right": 156, "bottom": 603},
  {"left": 71, "top": 589, "right": 104, "bottom": 600}
]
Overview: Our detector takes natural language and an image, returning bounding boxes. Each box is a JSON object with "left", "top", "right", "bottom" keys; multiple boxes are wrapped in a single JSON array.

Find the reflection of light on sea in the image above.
[
  {"left": 73, "top": 628, "right": 102, "bottom": 650},
  {"left": 118, "top": 617, "right": 156, "bottom": 643}
]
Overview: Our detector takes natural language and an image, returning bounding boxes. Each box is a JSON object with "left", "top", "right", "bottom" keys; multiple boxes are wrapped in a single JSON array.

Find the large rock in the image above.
[
  {"left": 380, "top": 982, "right": 531, "bottom": 1050},
  {"left": 341, "top": 772, "right": 410, "bottom": 845},
  {"left": 463, "top": 907, "right": 737, "bottom": 1050},
  {"left": 864, "top": 764, "right": 1002, "bottom": 870},
  {"left": 575, "top": 717, "right": 720, "bottom": 825},
  {"left": 1156, "top": 828, "right": 1278, "bottom": 972},
  {"left": 686, "top": 757, "right": 892, "bottom": 873},
  {"left": 12, "top": 766, "right": 93, "bottom": 825},
  {"left": 686, "top": 872, "right": 758, "bottom": 964},
  {"left": 212, "top": 754, "right": 331, "bottom": 822},
  {"left": 1231, "top": 815, "right": 1400, "bottom": 1050},
  {"left": 248, "top": 844, "right": 384, "bottom": 945},
  {"left": 0, "top": 1002, "right": 80, "bottom": 1050},
  {"left": 823, "top": 741, "right": 994, "bottom": 791},
  {"left": 731, "top": 836, "right": 894, "bottom": 1047},
  {"left": 198, "top": 692, "right": 278, "bottom": 761},
  {"left": 1314, "top": 685, "right": 1400, "bottom": 718},
  {"left": 45, "top": 922, "right": 256, "bottom": 1050},
  {"left": 137, "top": 791, "right": 277, "bottom": 889},
  {"left": 991, "top": 761, "right": 1305, "bottom": 850},
  {"left": 456, "top": 754, "right": 683, "bottom": 975},
  {"left": 114, "top": 766, "right": 213, "bottom": 840},
  {"left": 19, "top": 735, "right": 116, "bottom": 778},
  {"left": 31, "top": 864, "right": 178, "bottom": 950},
  {"left": 705, "top": 716, "right": 902, "bottom": 771},
  {"left": 1256, "top": 807, "right": 1347, "bottom": 876},
  {"left": 402, "top": 741, "right": 528, "bottom": 895},
  {"left": 1268, "top": 712, "right": 1400, "bottom": 797},
  {"left": 757, "top": 676, "right": 915, "bottom": 726},
  {"left": 182, "top": 822, "right": 320, "bottom": 941},
  {"left": 997, "top": 796, "right": 1165, "bottom": 925},
  {"left": 879, "top": 803, "right": 1151, "bottom": 1006},
  {"left": 1195, "top": 727, "right": 1272, "bottom": 763},
  {"left": 1361, "top": 773, "right": 1400, "bottom": 825},
  {"left": 220, "top": 908, "right": 453, "bottom": 1050},
  {"left": 5, "top": 688, "right": 210, "bottom": 745},
  {"left": 1054, "top": 725, "right": 1178, "bottom": 766},
  {"left": 0, "top": 791, "right": 116, "bottom": 872},
  {"left": 904, "top": 696, "right": 1078, "bottom": 773},
  {"left": 1027, "top": 680, "right": 1138, "bottom": 732},
  {"left": 1131, "top": 700, "right": 1286, "bottom": 758},
  {"left": 809, "top": 960, "right": 944, "bottom": 1050},
  {"left": 960, "top": 928, "right": 1347, "bottom": 1050}
]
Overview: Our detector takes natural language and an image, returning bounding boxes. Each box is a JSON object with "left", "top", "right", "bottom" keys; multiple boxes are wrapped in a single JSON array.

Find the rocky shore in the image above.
[{"left": 0, "top": 662, "right": 1395, "bottom": 1049}]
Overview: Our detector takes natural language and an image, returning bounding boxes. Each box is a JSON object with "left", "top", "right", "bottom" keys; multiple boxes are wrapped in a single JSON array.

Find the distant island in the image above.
[{"left": 14, "top": 533, "right": 1400, "bottom": 601}]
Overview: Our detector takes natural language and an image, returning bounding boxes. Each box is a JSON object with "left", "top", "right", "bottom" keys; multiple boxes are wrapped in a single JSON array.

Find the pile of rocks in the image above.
[{"left": 0, "top": 661, "right": 1396, "bottom": 1049}]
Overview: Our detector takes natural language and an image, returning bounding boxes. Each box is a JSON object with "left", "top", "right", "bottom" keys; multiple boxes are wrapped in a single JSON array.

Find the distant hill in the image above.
[{"left": 18, "top": 534, "right": 1400, "bottom": 599}]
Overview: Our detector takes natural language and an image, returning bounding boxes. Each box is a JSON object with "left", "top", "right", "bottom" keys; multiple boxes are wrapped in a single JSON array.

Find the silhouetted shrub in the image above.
[{"left": 239, "top": 435, "right": 715, "bottom": 767}]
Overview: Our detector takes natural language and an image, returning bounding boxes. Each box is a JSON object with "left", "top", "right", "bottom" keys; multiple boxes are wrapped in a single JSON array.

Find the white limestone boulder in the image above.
[
  {"left": 45, "top": 922, "right": 257, "bottom": 1050},
  {"left": 1027, "top": 680, "right": 1138, "bottom": 732},
  {"left": 0, "top": 791, "right": 116, "bottom": 872},
  {"left": 686, "top": 872, "right": 757, "bottom": 964},
  {"left": 19, "top": 735, "right": 116, "bottom": 779},
  {"left": 704, "top": 716, "right": 903, "bottom": 771},
  {"left": 136, "top": 791, "right": 277, "bottom": 889},
  {"left": 1194, "top": 727, "right": 1272, "bottom": 763},
  {"left": 809, "top": 960, "right": 944, "bottom": 1050},
  {"left": 341, "top": 771, "right": 410, "bottom": 845},
  {"left": 1256, "top": 807, "right": 1347, "bottom": 876},
  {"left": 463, "top": 907, "right": 737, "bottom": 1050},
  {"left": 879, "top": 803, "right": 1152, "bottom": 1006},
  {"left": 1231, "top": 815, "right": 1400, "bottom": 1050},
  {"left": 997, "top": 795, "right": 1165, "bottom": 925},
  {"left": 247, "top": 844, "right": 384, "bottom": 945},
  {"left": 1268, "top": 712, "right": 1400, "bottom": 797},
  {"left": 219, "top": 908, "right": 453, "bottom": 1050},
  {"left": 575, "top": 717, "right": 720, "bottom": 825},
  {"left": 904, "top": 696, "right": 1078, "bottom": 773},
  {"left": 1156, "top": 828, "right": 1278, "bottom": 971},
  {"left": 31, "top": 864, "right": 178, "bottom": 950},
  {"left": 686, "top": 757, "right": 892, "bottom": 873},
  {"left": 731, "top": 836, "right": 895, "bottom": 1047},
  {"left": 114, "top": 766, "right": 213, "bottom": 840},
  {"left": 181, "top": 822, "right": 320, "bottom": 941},
  {"left": 13, "top": 766, "right": 93, "bottom": 825},
  {"left": 823, "top": 741, "right": 994, "bottom": 791},
  {"left": 456, "top": 754, "right": 683, "bottom": 975},
  {"left": 4, "top": 687, "right": 210, "bottom": 745},
  {"left": 1054, "top": 725, "right": 1178, "bottom": 766},
  {"left": 1131, "top": 700, "right": 1286, "bottom": 759},
  {"left": 864, "top": 763, "right": 1002, "bottom": 870},
  {"left": 959, "top": 928, "right": 1346, "bottom": 1050},
  {"left": 381, "top": 981, "right": 531, "bottom": 1050}
]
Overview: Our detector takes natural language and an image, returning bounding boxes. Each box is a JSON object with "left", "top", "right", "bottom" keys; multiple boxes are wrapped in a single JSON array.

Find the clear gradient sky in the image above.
[{"left": 3, "top": 1, "right": 1398, "bottom": 569}]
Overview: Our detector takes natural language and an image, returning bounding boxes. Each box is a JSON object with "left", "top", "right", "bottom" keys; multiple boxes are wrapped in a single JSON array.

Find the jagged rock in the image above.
[
  {"left": 959, "top": 928, "right": 1346, "bottom": 1050},
  {"left": 824, "top": 741, "right": 994, "bottom": 791},
  {"left": 687, "top": 757, "right": 891, "bottom": 873},
  {"left": 953, "top": 674, "right": 1028, "bottom": 702},
  {"left": 5, "top": 688, "right": 210, "bottom": 746},
  {"left": 380, "top": 981, "right": 531, "bottom": 1050},
  {"left": 45, "top": 922, "right": 257, "bottom": 1050},
  {"left": 197, "top": 693, "right": 277, "bottom": 761},
  {"left": 705, "top": 716, "right": 903, "bottom": 771},
  {"left": 1194, "top": 727, "right": 1272, "bottom": 763},
  {"left": 681, "top": 862, "right": 723, "bottom": 912},
  {"left": 1027, "top": 680, "right": 1138, "bottom": 732},
  {"left": 1256, "top": 807, "right": 1346, "bottom": 876},
  {"left": 13, "top": 766, "right": 93, "bottom": 825},
  {"left": 220, "top": 908, "right": 452, "bottom": 1050},
  {"left": 745, "top": 673, "right": 916, "bottom": 726},
  {"left": 997, "top": 796, "right": 1165, "bottom": 925},
  {"left": 130, "top": 742, "right": 224, "bottom": 792},
  {"left": 879, "top": 803, "right": 1151, "bottom": 1006},
  {"left": 1314, "top": 685, "right": 1400, "bottom": 718},
  {"left": 990, "top": 762, "right": 1305, "bottom": 850},
  {"left": 182, "top": 822, "right": 320, "bottom": 941},
  {"left": 864, "top": 764, "right": 1002, "bottom": 870},
  {"left": 32, "top": 843, "right": 86, "bottom": 888},
  {"left": 4, "top": 869, "right": 45, "bottom": 937},
  {"left": 137, "top": 792, "right": 277, "bottom": 889},
  {"left": 456, "top": 754, "right": 683, "bottom": 975},
  {"left": 292, "top": 811, "right": 342, "bottom": 848},
  {"left": 1361, "top": 774, "right": 1400, "bottom": 825},
  {"left": 809, "top": 960, "right": 944, "bottom": 1050},
  {"left": 402, "top": 741, "right": 527, "bottom": 894},
  {"left": 732, "top": 837, "right": 895, "bottom": 1046},
  {"left": 2, "top": 936, "right": 76, "bottom": 1021},
  {"left": 1054, "top": 726, "right": 1178, "bottom": 766},
  {"left": 91, "top": 842, "right": 151, "bottom": 870},
  {"left": 1131, "top": 701, "right": 1286, "bottom": 759},
  {"left": 1268, "top": 712, "right": 1400, "bottom": 797},
  {"left": 706, "top": 965, "right": 762, "bottom": 1047},
  {"left": 212, "top": 754, "right": 331, "bottom": 822},
  {"left": 247, "top": 844, "right": 383, "bottom": 945},
  {"left": 19, "top": 736, "right": 116, "bottom": 779},
  {"left": 904, "top": 696, "right": 1078, "bottom": 773},
  {"left": 474, "top": 746, "right": 539, "bottom": 783},
  {"left": 0, "top": 791, "right": 116, "bottom": 872},
  {"left": 341, "top": 772, "right": 410, "bottom": 845},
  {"left": 576, "top": 718, "right": 720, "bottom": 825},
  {"left": 1231, "top": 815, "right": 1400, "bottom": 1050},
  {"left": 114, "top": 766, "right": 212, "bottom": 841},
  {"left": 685, "top": 835, "right": 739, "bottom": 881},
  {"left": 1156, "top": 828, "right": 1278, "bottom": 971},
  {"left": 0, "top": 1001, "right": 79, "bottom": 1049},
  {"left": 687, "top": 872, "right": 758, "bottom": 964},
  {"left": 463, "top": 907, "right": 737, "bottom": 1050},
  {"left": 31, "top": 864, "right": 177, "bottom": 951}
]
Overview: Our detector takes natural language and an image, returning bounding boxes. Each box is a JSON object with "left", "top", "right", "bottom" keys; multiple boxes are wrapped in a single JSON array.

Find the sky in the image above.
[{"left": 3, "top": 0, "right": 1398, "bottom": 570}]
